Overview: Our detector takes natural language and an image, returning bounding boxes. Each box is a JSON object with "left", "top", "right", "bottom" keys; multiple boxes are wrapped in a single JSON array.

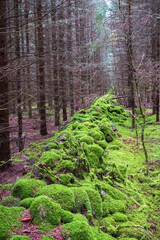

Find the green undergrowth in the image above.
[{"left": 1, "top": 93, "right": 160, "bottom": 240}]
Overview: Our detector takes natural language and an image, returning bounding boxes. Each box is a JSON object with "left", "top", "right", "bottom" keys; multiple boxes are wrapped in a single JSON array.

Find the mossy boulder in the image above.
[
  {"left": 112, "top": 212, "right": 128, "bottom": 222},
  {"left": 59, "top": 173, "right": 76, "bottom": 185},
  {"left": 83, "top": 187, "right": 103, "bottom": 217},
  {"left": 88, "top": 144, "right": 104, "bottom": 159},
  {"left": 103, "top": 199, "right": 126, "bottom": 215},
  {"left": 20, "top": 198, "right": 35, "bottom": 208},
  {"left": 30, "top": 195, "right": 61, "bottom": 225},
  {"left": 79, "top": 135, "right": 94, "bottom": 145},
  {"left": 1, "top": 196, "right": 20, "bottom": 207},
  {"left": 35, "top": 184, "right": 75, "bottom": 211},
  {"left": 100, "top": 122, "right": 115, "bottom": 142},
  {"left": 12, "top": 179, "right": 46, "bottom": 200},
  {"left": 39, "top": 150, "right": 60, "bottom": 167},
  {"left": 72, "top": 214, "right": 88, "bottom": 223},
  {"left": 71, "top": 187, "right": 92, "bottom": 218},
  {"left": 101, "top": 182, "right": 126, "bottom": 200},
  {"left": 63, "top": 221, "right": 96, "bottom": 240},
  {"left": 100, "top": 216, "right": 117, "bottom": 235},
  {"left": 61, "top": 210, "right": 74, "bottom": 223},
  {"left": 87, "top": 152, "right": 100, "bottom": 168},
  {"left": 10, "top": 236, "right": 32, "bottom": 240},
  {"left": 0, "top": 205, "right": 24, "bottom": 240},
  {"left": 98, "top": 140, "right": 107, "bottom": 149}
]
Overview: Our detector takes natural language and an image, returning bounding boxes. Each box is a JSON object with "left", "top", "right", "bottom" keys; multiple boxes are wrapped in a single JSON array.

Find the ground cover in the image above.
[{"left": 0, "top": 93, "right": 160, "bottom": 240}]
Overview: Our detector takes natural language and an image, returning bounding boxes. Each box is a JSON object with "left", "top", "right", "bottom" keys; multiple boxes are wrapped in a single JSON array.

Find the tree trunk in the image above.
[
  {"left": 36, "top": 0, "right": 48, "bottom": 135},
  {"left": 0, "top": 0, "right": 10, "bottom": 167},
  {"left": 14, "top": 0, "right": 23, "bottom": 152}
]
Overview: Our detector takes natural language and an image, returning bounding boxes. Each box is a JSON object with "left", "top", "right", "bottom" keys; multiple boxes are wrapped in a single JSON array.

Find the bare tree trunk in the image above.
[
  {"left": 52, "top": 1, "right": 60, "bottom": 126},
  {"left": 25, "top": 1, "right": 32, "bottom": 119},
  {"left": 0, "top": 0, "right": 10, "bottom": 167},
  {"left": 37, "top": 0, "right": 48, "bottom": 135},
  {"left": 126, "top": 0, "right": 135, "bottom": 128},
  {"left": 14, "top": 0, "right": 23, "bottom": 152}
]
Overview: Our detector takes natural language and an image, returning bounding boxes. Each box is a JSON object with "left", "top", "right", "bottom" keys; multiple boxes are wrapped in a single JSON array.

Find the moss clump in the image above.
[
  {"left": 30, "top": 195, "right": 61, "bottom": 225},
  {"left": 112, "top": 212, "right": 128, "bottom": 222},
  {"left": 59, "top": 173, "right": 76, "bottom": 185},
  {"left": 103, "top": 199, "right": 126, "bottom": 215},
  {"left": 100, "top": 122, "right": 115, "bottom": 142},
  {"left": 88, "top": 144, "right": 104, "bottom": 159},
  {"left": 72, "top": 214, "right": 88, "bottom": 223},
  {"left": 44, "top": 142, "right": 57, "bottom": 151},
  {"left": 61, "top": 210, "right": 74, "bottom": 223},
  {"left": 71, "top": 187, "right": 92, "bottom": 218},
  {"left": 101, "top": 182, "right": 126, "bottom": 200},
  {"left": 83, "top": 187, "right": 103, "bottom": 217},
  {"left": 90, "top": 130, "right": 105, "bottom": 141},
  {"left": 79, "top": 136, "right": 94, "bottom": 144},
  {"left": 20, "top": 198, "right": 35, "bottom": 208},
  {"left": 10, "top": 236, "right": 32, "bottom": 240},
  {"left": 100, "top": 216, "right": 117, "bottom": 235},
  {"left": 39, "top": 150, "right": 60, "bottom": 167},
  {"left": 1, "top": 183, "right": 13, "bottom": 191},
  {"left": 0, "top": 205, "right": 24, "bottom": 240},
  {"left": 92, "top": 227, "right": 116, "bottom": 240},
  {"left": 1, "top": 196, "right": 20, "bottom": 207},
  {"left": 98, "top": 140, "right": 107, "bottom": 149},
  {"left": 87, "top": 152, "right": 100, "bottom": 168},
  {"left": 35, "top": 184, "right": 75, "bottom": 211},
  {"left": 60, "top": 160, "right": 75, "bottom": 172},
  {"left": 12, "top": 179, "right": 46, "bottom": 200},
  {"left": 63, "top": 221, "right": 96, "bottom": 240}
]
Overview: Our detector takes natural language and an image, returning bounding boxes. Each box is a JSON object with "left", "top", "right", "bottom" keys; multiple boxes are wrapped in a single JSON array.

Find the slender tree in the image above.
[
  {"left": 36, "top": 0, "right": 48, "bottom": 135},
  {"left": 0, "top": 0, "right": 10, "bottom": 167}
]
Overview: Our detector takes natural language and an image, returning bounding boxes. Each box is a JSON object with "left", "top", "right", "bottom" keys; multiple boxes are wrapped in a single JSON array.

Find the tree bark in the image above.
[
  {"left": 37, "top": 0, "right": 48, "bottom": 135},
  {"left": 0, "top": 0, "right": 10, "bottom": 167}
]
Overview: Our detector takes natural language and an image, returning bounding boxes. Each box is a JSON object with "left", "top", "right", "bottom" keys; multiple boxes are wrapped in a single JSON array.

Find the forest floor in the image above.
[{"left": 0, "top": 98, "right": 160, "bottom": 240}]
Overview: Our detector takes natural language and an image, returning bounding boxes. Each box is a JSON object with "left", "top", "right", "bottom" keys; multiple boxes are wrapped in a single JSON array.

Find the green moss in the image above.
[
  {"left": 10, "top": 236, "right": 32, "bottom": 240},
  {"left": 1, "top": 196, "right": 20, "bottom": 207},
  {"left": 39, "top": 150, "right": 60, "bottom": 167},
  {"left": 63, "top": 221, "right": 96, "bottom": 240},
  {"left": 72, "top": 214, "right": 88, "bottom": 223},
  {"left": 98, "top": 140, "right": 107, "bottom": 149},
  {"left": 12, "top": 179, "right": 46, "bottom": 200},
  {"left": 79, "top": 135, "right": 94, "bottom": 144},
  {"left": 30, "top": 195, "right": 61, "bottom": 225},
  {"left": 20, "top": 198, "right": 35, "bottom": 208},
  {"left": 87, "top": 152, "right": 100, "bottom": 168},
  {"left": 100, "top": 122, "right": 115, "bottom": 142},
  {"left": 100, "top": 216, "right": 117, "bottom": 235},
  {"left": 103, "top": 199, "right": 126, "bottom": 215},
  {"left": 41, "top": 236, "right": 55, "bottom": 240},
  {"left": 60, "top": 160, "right": 75, "bottom": 172},
  {"left": 92, "top": 227, "right": 116, "bottom": 240},
  {"left": 101, "top": 182, "right": 126, "bottom": 200},
  {"left": 71, "top": 187, "right": 92, "bottom": 218},
  {"left": 118, "top": 238, "right": 137, "bottom": 240},
  {"left": 61, "top": 210, "right": 74, "bottom": 223},
  {"left": 90, "top": 130, "right": 105, "bottom": 141},
  {"left": 0, "top": 205, "right": 24, "bottom": 240},
  {"left": 88, "top": 144, "right": 104, "bottom": 159},
  {"left": 59, "top": 173, "right": 76, "bottom": 185},
  {"left": 83, "top": 187, "right": 103, "bottom": 217},
  {"left": 112, "top": 212, "right": 128, "bottom": 222},
  {"left": 2, "top": 183, "right": 13, "bottom": 191},
  {"left": 44, "top": 142, "right": 57, "bottom": 151},
  {"left": 35, "top": 184, "right": 75, "bottom": 211}
]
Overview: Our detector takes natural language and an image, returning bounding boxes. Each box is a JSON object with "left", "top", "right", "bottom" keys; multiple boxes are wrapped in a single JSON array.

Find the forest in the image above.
[{"left": 0, "top": 0, "right": 160, "bottom": 240}]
